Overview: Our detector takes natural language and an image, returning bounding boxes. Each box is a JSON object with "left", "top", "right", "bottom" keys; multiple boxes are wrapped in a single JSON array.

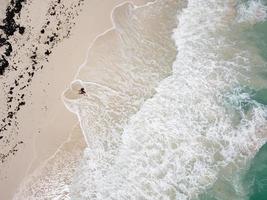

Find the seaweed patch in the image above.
[
  {"left": 0, "top": 0, "right": 85, "bottom": 164},
  {"left": 0, "top": 0, "right": 26, "bottom": 75}
]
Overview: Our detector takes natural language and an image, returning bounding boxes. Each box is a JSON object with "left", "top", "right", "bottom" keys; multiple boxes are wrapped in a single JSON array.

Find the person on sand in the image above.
[{"left": 79, "top": 87, "right": 86, "bottom": 95}]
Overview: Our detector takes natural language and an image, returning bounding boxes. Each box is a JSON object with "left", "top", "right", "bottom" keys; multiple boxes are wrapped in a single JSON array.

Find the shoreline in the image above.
[
  {"left": 61, "top": 0, "right": 183, "bottom": 198},
  {"left": 7, "top": 0, "right": 153, "bottom": 199},
  {"left": 62, "top": 0, "right": 156, "bottom": 146}
]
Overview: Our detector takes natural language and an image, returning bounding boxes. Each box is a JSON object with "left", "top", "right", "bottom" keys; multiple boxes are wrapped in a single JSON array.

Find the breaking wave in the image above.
[{"left": 62, "top": 0, "right": 267, "bottom": 199}]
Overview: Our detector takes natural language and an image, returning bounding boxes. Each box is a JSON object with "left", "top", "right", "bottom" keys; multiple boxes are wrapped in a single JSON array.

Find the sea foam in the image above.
[
  {"left": 237, "top": 0, "right": 267, "bottom": 24},
  {"left": 65, "top": 0, "right": 267, "bottom": 199}
]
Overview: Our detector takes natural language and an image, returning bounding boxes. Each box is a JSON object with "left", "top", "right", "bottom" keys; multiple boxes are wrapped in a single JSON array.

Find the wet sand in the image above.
[{"left": 0, "top": 0, "right": 151, "bottom": 199}]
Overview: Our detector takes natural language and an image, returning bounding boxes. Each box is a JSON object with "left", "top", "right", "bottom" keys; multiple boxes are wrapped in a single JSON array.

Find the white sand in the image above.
[{"left": 0, "top": 0, "right": 151, "bottom": 199}]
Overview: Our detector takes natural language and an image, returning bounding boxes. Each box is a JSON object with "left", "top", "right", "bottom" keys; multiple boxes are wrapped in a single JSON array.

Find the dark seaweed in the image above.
[
  {"left": 0, "top": 0, "right": 26, "bottom": 75},
  {"left": 0, "top": 0, "right": 85, "bottom": 164}
]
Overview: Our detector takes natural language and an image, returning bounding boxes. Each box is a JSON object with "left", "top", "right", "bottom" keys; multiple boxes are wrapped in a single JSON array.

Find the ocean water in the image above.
[
  {"left": 63, "top": 0, "right": 267, "bottom": 199},
  {"left": 244, "top": 143, "right": 267, "bottom": 200}
]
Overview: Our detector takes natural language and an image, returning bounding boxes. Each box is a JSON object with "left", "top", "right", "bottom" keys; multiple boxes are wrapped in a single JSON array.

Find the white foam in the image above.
[
  {"left": 69, "top": 0, "right": 267, "bottom": 199},
  {"left": 237, "top": 0, "right": 267, "bottom": 24}
]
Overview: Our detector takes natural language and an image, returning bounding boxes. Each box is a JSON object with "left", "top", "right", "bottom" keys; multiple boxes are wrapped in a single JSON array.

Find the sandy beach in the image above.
[
  {"left": 0, "top": 0, "right": 151, "bottom": 199},
  {"left": 2, "top": 0, "right": 266, "bottom": 199}
]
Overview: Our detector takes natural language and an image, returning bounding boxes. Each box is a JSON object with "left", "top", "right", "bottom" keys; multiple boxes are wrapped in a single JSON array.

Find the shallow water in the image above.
[
  {"left": 244, "top": 144, "right": 267, "bottom": 200},
  {"left": 198, "top": 1, "right": 267, "bottom": 199},
  {"left": 240, "top": 2, "right": 267, "bottom": 198},
  {"left": 62, "top": 0, "right": 267, "bottom": 199}
]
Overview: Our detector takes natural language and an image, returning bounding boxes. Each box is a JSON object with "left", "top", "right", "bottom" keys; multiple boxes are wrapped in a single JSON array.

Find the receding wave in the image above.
[{"left": 63, "top": 0, "right": 186, "bottom": 199}]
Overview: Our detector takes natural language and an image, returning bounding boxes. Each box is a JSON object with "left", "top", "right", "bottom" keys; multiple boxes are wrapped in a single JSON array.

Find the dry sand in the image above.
[{"left": 0, "top": 0, "right": 151, "bottom": 199}]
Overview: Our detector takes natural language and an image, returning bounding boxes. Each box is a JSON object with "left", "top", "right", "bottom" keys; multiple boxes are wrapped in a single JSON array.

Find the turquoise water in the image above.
[
  {"left": 199, "top": 0, "right": 267, "bottom": 199},
  {"left": 244, "top": 16, "right": 267, "bottom": 61},
  {"left": 244, "top": 144, "right": 267, "bottom": 200},
  {"left": 253, "top": 89, "right": 267, "bottom": 105},
  {"left": 242, "top": 1, "right": 267, "bottom": 198}
]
